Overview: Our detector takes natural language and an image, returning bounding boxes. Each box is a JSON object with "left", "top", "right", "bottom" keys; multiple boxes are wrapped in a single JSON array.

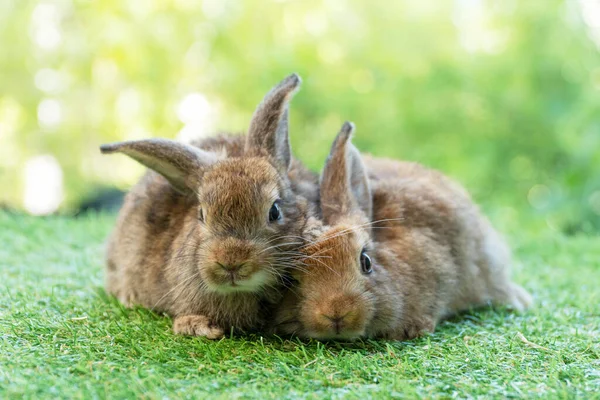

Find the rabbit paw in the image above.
[
  {"left": 507, "top": 283, "right": 533, "bottom": 312},
  {"left": 395, "top": 317, "right": 435, "bottom": 341},
  {"left": 173, "top": 315, "right": 225, "bottom": 339}
]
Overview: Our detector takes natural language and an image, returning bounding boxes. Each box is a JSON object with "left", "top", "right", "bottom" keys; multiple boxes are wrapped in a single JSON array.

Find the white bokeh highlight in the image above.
[
  {"left": 176, "top": 92, "right": 217, "bottom": 142},
  {"left": 30, "top": 3, "right": 62, "bottom": 50},
  {"left": 35, "top": 68, "right": 66, "bottom": 94},
  {"left": 23, "top": 155, "right": 64, "bottom": 215},
  {"left": 37, "top": 98, "right": 62, "bottom": 128}
]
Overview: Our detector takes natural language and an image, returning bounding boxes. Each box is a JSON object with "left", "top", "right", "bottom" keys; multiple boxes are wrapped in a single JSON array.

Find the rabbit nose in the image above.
[
  {"left": 322, "top": 312, "right": 350, "bottom": 334},
  {"left": 217, "top": 262, "right": 244, "bottom": 273}
]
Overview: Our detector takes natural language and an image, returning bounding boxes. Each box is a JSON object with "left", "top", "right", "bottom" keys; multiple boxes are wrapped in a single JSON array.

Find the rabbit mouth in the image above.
[
  {"left": 301, "top": 311, "right": 367, "bottom": 340},
  {"left": 208, "top": 269, "right": 272, "bottom": 294}
]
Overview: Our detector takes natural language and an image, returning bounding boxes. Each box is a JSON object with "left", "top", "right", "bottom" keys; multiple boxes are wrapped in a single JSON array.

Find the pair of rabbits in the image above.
[{"left": 102, "top": 74, "right": 531, "bottom": 340}]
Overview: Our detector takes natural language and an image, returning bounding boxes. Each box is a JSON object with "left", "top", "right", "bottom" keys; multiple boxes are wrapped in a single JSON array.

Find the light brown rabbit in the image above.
[
  {"left": 101, "top": 74, "right": 318, "bottom": 339},
  {"left": 273, "top": 122, "right": 532, "bottom": 340}
]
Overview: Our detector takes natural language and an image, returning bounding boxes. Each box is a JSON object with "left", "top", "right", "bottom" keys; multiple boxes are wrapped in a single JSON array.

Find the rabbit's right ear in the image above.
[
  {"left": 320, "top": 122, "right": 372, "bottom": 225},
  {"left": 100, "top": 138, "right": 220, "bottom": 194},
  {"left": 245, "top": 73, "right": 301, "bottom": 172}
]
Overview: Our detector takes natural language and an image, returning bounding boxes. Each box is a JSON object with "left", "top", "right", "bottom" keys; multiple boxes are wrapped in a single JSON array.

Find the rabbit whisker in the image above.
[{"left": 150, "top": 272, "right": 201, "bottom": 311}]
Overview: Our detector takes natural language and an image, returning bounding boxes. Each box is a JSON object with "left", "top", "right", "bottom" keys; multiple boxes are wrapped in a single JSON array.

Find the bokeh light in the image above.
[{"left": 23, "top": 154, "right": 64, "bottom": 215}]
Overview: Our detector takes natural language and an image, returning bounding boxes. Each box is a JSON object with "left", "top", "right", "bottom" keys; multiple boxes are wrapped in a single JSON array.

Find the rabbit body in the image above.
[
  {"left": 103, "top": 75, "right": 319, "bottom": 338},
  {"left": 274, "top": 124, "right": 531, "bottom": 340},
  {"left": 364, "top": 157, "right": 530, "bottom": 337},
  {"left": 107, "top": 135, "right": 317, "bottom": 333}
]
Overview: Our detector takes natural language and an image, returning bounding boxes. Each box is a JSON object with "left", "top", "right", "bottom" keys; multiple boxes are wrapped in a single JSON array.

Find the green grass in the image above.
[{"left": 0, "top": 211, "right": 598, "bottom": 399}]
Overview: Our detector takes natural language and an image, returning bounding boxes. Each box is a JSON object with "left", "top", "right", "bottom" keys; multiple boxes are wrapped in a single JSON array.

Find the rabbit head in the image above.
[
  {"left": 275, "top": 122, "right": 387, "bottom": 340},
  {"left": 101, "top": 74, "right": 311, "bottom": 295}
]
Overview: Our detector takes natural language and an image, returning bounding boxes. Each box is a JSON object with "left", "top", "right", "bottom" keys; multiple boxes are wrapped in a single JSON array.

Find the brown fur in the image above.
[
  {"left": 273, "top": 123, "right": 532, "bottom": 340},
  {"left": 103, "top": 74, "right": 318, "bottom": 338}
]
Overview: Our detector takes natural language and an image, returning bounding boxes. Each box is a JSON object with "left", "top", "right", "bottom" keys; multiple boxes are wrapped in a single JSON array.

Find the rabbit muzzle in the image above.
[
  {"left": 201, "top": 236, "right": 276, "bottom": 294},
  {"left": 302, "top": 291, "right": 371, "bottom": 340}
]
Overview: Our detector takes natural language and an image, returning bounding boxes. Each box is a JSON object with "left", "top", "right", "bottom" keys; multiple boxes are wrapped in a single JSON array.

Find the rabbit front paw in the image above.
[
  {"left": 173, "top": 315, "right": 225, "bottom": 339},
  {"left": 393, "top": 317, "right": 435, "bottom": 341}
]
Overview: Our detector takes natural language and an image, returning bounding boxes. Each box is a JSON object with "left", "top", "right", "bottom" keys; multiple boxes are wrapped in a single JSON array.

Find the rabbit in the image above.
[
  {"left": 272, "top": 122, "right": 532, "bottom": 340},
  {"left": 101, "top": 74, "right": 319, "bottom": 339}
]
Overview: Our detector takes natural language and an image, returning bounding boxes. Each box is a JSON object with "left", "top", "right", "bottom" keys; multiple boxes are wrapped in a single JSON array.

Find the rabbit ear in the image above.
[
  {"left": 320, "top": 122, "right": 372, "bottom": 224},
  {"left": 245, "top": 73, "right": 301, "bottom": 172},
  {"left": 100, "top": 138, "right": 220, "bottom": 194}
]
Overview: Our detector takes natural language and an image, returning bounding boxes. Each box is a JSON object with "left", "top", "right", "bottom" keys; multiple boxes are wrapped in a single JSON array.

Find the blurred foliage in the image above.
[{"left": 1, "top": 0, "right": 599, "bottom": 234}]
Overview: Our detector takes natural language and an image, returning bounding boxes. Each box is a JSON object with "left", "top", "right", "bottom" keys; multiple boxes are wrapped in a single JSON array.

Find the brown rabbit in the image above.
[
  {"left": 101, "top": 74, "right": 318, "bottom": 339},
  {"left": 273, "top": 122, "right": 532, "bottom": 340}
]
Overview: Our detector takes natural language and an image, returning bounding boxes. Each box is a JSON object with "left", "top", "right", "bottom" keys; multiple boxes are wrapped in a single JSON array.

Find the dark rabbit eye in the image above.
[
  {"left": 360, "top": 249, "right": 372, "bottom": 274},
  {"left": 198, "top": 207, "right": 204, "bottom": 222},
  {"left": 268, "top": 201, "right": 282, "bottom": 222}
]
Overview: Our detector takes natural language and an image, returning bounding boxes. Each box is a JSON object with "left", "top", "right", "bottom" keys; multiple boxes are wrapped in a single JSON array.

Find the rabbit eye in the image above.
[
  {"left": 198, "top": 207, "right": 204, "bottom": 222},
  {"left": 360, "top": 249, "right": 372, "bottom": 274},
  {"left": 268, "top": 200, "right": 282, "bottom": 222}
]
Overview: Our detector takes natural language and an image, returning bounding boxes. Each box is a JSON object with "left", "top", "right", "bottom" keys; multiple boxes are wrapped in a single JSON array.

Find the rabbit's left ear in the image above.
[
  {"left": 245, "top": 73, "right": 301, "bottom": 172},
  {"left": 320, "top": 122, "right": 372, "bottom": 224},
  {"left": 100, "top": 138, "right": 220, "bottom": 194}
]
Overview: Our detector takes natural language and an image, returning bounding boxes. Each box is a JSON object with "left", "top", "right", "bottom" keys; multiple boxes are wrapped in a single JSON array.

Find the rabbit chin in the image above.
[{"left": 207, "top": 269, "right": 272, "bottom": 294}]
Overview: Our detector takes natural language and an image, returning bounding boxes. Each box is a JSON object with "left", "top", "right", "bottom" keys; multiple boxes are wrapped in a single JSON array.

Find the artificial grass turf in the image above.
[{"left": 0, "top": 210, "right": 598, "bottom": 399}]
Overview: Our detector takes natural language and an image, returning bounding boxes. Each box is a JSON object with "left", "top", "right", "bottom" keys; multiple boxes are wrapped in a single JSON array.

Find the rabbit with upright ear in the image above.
[
  {"left": 273, "top": 122, "right": 532, "bottom": 340},
  {"left": 102, "top": 74, "right": 318, "bottom": 338}
]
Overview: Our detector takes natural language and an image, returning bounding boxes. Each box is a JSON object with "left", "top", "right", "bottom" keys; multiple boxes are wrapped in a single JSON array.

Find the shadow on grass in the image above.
[
  {"left": 92, "top": 285, "right": 523, "bottom": 359},
  {"left": 93, "top": 286, "right": 406, "bottom": 355}
]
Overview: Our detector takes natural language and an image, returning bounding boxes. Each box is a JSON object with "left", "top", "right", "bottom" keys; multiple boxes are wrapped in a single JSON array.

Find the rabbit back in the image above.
[{"left": 365, "top": 157, "right": 530, "bottom": 326}]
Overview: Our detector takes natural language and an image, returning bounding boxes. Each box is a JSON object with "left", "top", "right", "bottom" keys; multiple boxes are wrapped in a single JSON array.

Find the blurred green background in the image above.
[{"left": 1, "top": 0, "right": 599, "bottom": 234}]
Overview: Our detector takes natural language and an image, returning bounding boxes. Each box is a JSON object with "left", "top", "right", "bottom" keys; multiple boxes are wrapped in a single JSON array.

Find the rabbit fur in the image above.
[
  {"left": 273, "top": 122, "right": 532, "bottom": 340},
  {"left": 102, "top": 74, "right": 318, "bottom": 338}
]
